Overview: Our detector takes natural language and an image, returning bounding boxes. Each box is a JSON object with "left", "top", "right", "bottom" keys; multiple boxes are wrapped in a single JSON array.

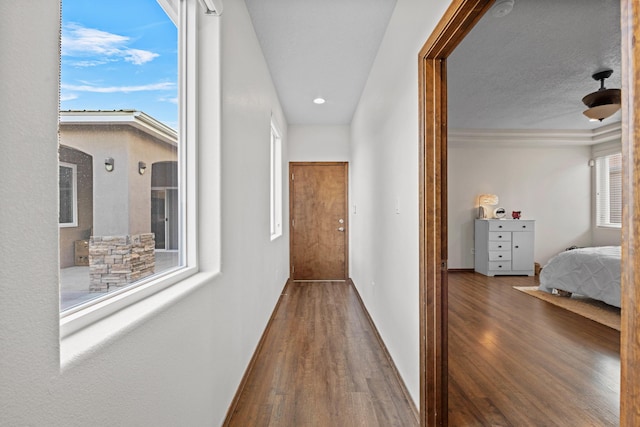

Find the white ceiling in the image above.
[
  {"left": 244, "top": 0, "right": 397, "bottom": 125},
  {"left": 245, "top": 0, "right": 621, "bottom": 130}
]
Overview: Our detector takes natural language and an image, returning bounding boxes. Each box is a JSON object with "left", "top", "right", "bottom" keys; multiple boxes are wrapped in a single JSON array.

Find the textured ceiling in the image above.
[
  {"left": 448, "top": 0, "right": 621, "bottom": 131},
  {"left": 245, "top": 0, "right": 621, "bottom": 130}
]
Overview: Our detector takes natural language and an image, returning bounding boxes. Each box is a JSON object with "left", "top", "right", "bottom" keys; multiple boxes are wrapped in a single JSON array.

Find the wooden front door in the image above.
[{"left": 290, "top": 162, "right": 348, "bottom": 280}]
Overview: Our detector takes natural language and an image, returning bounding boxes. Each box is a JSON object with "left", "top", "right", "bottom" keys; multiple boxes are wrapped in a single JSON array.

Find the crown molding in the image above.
[{"left": 448, "top": 122, "right": 621, "bottom": 147}]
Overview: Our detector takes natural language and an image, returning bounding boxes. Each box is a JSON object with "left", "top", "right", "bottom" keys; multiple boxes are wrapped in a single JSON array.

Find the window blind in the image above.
[{"left": 595, "top": 152, "right": 622, "bottom": 227}]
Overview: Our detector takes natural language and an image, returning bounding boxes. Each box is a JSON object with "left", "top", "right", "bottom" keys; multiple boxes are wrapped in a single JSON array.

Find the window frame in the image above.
[
  {"left": 60, "top": 0, "right": 203, "bottom": 337},
  {"left": 595, "top": 152, "right": 623, "bottom": 229},
  {"left": 59, "top": 162, "right": 78, "bottom": 228},
  {"left": 270, "top": 119, "right": 283, "bottom": 240}
]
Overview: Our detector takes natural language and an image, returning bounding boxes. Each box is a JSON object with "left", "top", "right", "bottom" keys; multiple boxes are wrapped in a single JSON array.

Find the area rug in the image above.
[{"left": 513, "top": 286, "right": 621, "bottom": 331}]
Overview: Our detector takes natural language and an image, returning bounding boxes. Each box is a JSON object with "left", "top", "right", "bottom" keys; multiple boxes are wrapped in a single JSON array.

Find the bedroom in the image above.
[
  {"left": 447, "top": 0, "right": 622, "bottom": 278},
  {"left": 443, "top": 0, "right": 623, "bottom": 423}
]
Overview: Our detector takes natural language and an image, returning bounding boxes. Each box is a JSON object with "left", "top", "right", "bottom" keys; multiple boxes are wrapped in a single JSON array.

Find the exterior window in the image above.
[
  {"left": 59, "top": 162, "right": 77, "bottom": 227},
  {"left": 59, "top": 0, "right": 184, "bottom": 314},
  {"left": 595, "top": 152, "right": 622, "bottom": 228},
  {"left": 270, "top": 121, "right": 283, "bottom": 240}
]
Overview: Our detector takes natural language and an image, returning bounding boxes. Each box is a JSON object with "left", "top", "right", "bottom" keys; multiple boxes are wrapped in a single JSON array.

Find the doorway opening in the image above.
[{"left": 417, "top": 0, "right": 639, "bottom": 425}]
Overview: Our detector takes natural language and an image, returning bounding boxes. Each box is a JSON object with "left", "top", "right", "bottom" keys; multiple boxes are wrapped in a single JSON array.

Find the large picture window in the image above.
[
  {"left": 595, "top": 152, "right": 622, "bottom": 228},
  {"left": 58, "top": 0, "right": 194, "bottom": 317}
]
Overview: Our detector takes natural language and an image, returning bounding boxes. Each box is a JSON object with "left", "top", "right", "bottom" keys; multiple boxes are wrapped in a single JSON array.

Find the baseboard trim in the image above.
[
  {"left": 222, "top": 278, "right": 291, "bottom": 426},
  {"left": 347, "top": 278, "right": 420, "bottom": 424},
  {"left": 448, "top": 268, "right": 474, "bottom": 273}
]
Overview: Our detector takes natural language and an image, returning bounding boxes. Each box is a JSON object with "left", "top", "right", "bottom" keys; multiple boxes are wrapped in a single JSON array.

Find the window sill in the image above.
[
  {"left": 60, "top": 270, "right": 218, "bottom": 371},
  {"left": 596, "top": 224, "right": 622, "bottom": 230}
]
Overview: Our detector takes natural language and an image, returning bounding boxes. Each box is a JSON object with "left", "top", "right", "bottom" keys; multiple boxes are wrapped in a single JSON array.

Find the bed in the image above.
[{"left": 539, "top": 246, "right": 621, "bottom": 308}]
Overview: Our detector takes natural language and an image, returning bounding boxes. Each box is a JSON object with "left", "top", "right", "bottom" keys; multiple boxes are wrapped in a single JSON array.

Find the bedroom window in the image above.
[
  {"left": 595, "top": 152, "right": 622, "bottom": 228},
  {"left": 270, "top": 120, "right": 283, "bottom": 240}
]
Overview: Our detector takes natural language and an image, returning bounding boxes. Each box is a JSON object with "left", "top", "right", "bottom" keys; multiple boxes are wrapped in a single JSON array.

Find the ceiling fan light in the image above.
[
  {"left": 581, "top": 69, "right": 621, "bottom": 122},
  {"left": 583, "top": 103, "right": 621, "bottom": 122}
]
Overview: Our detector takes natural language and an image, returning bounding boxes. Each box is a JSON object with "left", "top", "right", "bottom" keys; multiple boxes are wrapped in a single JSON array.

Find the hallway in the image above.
[{"left": 225, "top": 281, "right": 418, "bottom": 427}]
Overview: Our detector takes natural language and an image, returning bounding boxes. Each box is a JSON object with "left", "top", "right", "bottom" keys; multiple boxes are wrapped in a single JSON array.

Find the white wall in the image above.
[
  {"left": 288, "top": 125, "right": 350, "bottom": 162},
  {"left": 448, "top": 142, "right": 593, "bottom": 268},
  {"left": 1, "top": 1, "right": 289, "bottom": 425},
  {"left": 350, "top": 0, "right": 452, "bottom": 406}
]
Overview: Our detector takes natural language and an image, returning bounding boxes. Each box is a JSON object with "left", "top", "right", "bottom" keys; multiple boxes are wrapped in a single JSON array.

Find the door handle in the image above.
[{"left": 337, "top": 227, "right": 345, "bottom": 232}]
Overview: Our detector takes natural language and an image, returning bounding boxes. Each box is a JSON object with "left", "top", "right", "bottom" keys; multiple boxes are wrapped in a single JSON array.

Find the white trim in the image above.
[
  {"left": 200, "top": 0, "right": 223, "bottom": 15},
  {"left": 448, "top": 122, "right": 622, "bottom": 147},
  {"left": 156, "top": 0, "right": 178, "bottom": 25},
  {"left": 58, "top": 162, "right": 78, "bottom": 228},
  {"left": 270, "top": 119, "right": 283, "bottom": 240},
  {"left": 592, "top": 140, "right": 623, "bottom": 158}
]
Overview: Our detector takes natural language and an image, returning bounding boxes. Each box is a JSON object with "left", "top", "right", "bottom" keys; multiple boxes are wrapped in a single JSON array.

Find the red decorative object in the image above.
[{"left": 512, "top": 211, "right": 521, "bottom": 219}]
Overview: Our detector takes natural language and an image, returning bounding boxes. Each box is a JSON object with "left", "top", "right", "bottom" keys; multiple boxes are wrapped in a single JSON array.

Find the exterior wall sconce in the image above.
[
  {"left": 105, "top": 157, "right": 114, "bottom": 172},
  {"left": 138, "top": 161, "right": 147, "bottom": 175}
]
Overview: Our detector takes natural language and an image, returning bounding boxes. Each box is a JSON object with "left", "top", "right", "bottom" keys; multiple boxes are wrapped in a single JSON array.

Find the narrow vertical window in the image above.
[
  {"left": 270, "top": 121, "right": 283, "bottom": 240},
  {"left": 595, "top": 152, "right": 622, "bottom": 228}
]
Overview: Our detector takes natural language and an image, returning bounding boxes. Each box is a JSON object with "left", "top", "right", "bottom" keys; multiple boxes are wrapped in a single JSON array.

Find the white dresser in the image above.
[{"left": 474, "top": 219, "right": 535, "bottom": 276}]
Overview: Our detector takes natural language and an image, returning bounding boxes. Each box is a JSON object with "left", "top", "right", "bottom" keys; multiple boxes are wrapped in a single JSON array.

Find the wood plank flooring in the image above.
[
  {"left": 448, "top": 272, "right": 620, "bottom": 426},
  {"left": 225, "top": 274, "right": 619, "bottom": 426},
  {"left": 225, "top": 281, "right": 418, "bottom": 427}
]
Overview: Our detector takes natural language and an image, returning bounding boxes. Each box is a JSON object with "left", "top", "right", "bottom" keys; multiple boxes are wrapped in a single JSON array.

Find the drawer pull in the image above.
[
  {"left": 498, "top": 255, "right": 502, "bottom": 258},
  {"left": 522, "top": 225, "right": 527, "bottom": 228},
  {"left": 498, "top": 225, "right": 503, "bottom": 228},
  {"left": 514, "top": 245, "right": 519, "bottom": 249},
  {"left": 498, "top": 245, "right": 502, "bottom": 248}
]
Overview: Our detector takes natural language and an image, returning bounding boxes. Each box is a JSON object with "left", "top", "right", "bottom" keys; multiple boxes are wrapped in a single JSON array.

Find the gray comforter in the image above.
[{"left": 539, "top": 246, "right": 621, "bottom": 308}]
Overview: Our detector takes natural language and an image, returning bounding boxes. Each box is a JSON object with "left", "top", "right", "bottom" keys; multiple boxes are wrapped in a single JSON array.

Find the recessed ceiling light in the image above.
[{"left": 313, "top": 97, "right": 326, "bottom": 105}]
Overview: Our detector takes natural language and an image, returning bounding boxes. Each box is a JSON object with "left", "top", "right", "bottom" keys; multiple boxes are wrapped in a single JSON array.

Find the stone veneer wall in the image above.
[{"left": 89, "top": 233, "right": 155, "bottom": 292}]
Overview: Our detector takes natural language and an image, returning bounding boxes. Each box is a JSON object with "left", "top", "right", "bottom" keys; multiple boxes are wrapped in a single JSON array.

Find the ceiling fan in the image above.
[{"left": 582, "top": 69, "right": 621, "bottom": 122}]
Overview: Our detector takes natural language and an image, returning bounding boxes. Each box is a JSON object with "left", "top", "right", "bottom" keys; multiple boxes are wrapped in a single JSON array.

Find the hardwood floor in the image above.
[
  {"left": 225, "top": 281, "right": 418, "bottom": 427},
  {"left": 448, "top": 272, "right": 620, "bottom": 426}
]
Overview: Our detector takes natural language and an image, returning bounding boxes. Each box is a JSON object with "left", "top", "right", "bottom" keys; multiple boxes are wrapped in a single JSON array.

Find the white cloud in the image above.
[
  {"left": 60, "top": 93, "right": 79, "bottom": 102},
  {"left": 124, "top": 49, "right": 159, "bottom": 65},
  {"left": 158, "top": 96, "right": 179, "bottom": 105},
  {"left": 61, "top": 82, "right": 175, "bottom": 93},
  {"left": 62, "top": 23, "right": 159, "bottom": 65}
]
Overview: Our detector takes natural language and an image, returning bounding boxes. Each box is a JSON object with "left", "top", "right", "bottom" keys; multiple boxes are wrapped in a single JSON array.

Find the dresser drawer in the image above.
[
  {"left": 489, "top": 241, "right": 509, "bottom": 251},
  {"left": 489, "top": 261, "right": 511, "bottom": 271},
  {"left": 488, "top": 231, "right": 511, "bottom": 242},
  {"left": 489, "top": 220, "right": 535, "bottom": 232},
  {"left": 489, "top": 251, "right": 511, "bottom": 261}
]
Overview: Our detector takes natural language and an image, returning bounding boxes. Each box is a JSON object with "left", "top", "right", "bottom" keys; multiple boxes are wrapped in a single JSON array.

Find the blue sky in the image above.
[{"left": 61, "top": 0, "right": 178, "bottom": 129}]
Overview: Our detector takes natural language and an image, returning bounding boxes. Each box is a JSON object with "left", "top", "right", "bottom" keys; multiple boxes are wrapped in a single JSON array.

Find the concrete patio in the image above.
[{"left": 60, "top": 251, "right": 179, "bottom": 311}]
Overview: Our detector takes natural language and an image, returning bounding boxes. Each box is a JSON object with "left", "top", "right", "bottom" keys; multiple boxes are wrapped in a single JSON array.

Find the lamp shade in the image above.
[
  {"left": 583, "top": 103, "right": 621, "bottom": 122},
  {"left": 478, "top": 194, "right": 499, "bottom": 206}
]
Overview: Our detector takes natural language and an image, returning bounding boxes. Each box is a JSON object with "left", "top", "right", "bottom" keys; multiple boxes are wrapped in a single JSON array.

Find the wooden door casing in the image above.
[
  {"left": 420, "top": 0, "right": 640, "bottom": 425},
  {"left": 290, "top": 162, "right": 348, "bottom": 280}
]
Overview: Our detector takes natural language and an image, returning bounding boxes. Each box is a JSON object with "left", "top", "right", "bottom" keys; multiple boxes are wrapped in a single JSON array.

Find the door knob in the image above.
[{"left": 337, "top": 227, "right": 345, "bottom": 232}]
